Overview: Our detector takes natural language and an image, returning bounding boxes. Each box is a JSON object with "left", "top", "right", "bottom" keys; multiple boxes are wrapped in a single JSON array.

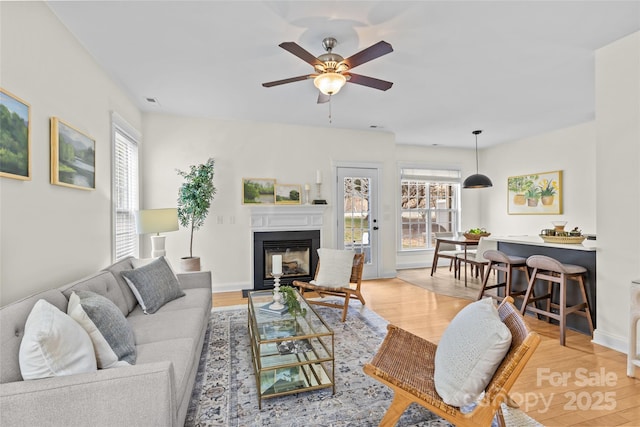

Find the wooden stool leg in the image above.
[
  {"left": 577, "top": 275, "right": 594, "bottom": 335},
  {"left": 478, "top": 261, "right": 493, "bottom": 300},
  {"left": 559, "top": 273, "right": 567, "bottom": 346},
  {"left": 521, "top": 268, "right": 538, "bottom": 315}
]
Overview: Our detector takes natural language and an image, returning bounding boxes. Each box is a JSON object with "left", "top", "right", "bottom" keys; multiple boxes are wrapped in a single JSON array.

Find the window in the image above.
[
  {"left": 400, "top": 168, "right": 461, "bottom": 251},
  {"left": 112, "top": 115, "right": 140, "bottom": 261}
]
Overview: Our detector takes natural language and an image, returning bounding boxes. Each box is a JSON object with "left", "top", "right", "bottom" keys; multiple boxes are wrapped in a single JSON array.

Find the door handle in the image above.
[{"left": 373, "top": 226, "right": 379, "bottom": 230}]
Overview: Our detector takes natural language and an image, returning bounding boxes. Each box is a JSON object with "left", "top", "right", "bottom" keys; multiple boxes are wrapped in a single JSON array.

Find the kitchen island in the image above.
[{"left": 485, "top": 235, "right": 596, "bottom": 335}]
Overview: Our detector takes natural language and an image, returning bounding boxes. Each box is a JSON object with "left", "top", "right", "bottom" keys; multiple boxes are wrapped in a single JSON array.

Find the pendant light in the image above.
[{"left": 463, "top": 130, "right": 493, "bottom": 188}]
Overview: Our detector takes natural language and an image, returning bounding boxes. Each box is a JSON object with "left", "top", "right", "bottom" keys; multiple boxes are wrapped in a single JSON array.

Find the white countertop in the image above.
[{"left": 486, "top": 235, "right": 597, "bottom": 251}]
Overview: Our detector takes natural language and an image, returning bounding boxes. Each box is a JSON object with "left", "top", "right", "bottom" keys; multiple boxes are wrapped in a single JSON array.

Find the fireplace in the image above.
[{"left": 253, "top": 230, "right": 320, "bottom": 291}]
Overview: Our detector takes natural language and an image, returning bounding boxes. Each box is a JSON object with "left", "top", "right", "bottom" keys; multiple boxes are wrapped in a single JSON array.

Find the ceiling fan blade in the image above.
[
  {"left": 279, "top": 42, "right": 323, "bottom": 67},
  {"left": 262, "top": 75, "right": 313, "bottom": 88},
  {"left": 317, "top": 92, "right": 330, "bottom": 104},
  {"left": 345, "top": 73, "right": 393, "bottom": 91},
  {"left": 342, "top": 41, "right": 393, "bottom": 69}
]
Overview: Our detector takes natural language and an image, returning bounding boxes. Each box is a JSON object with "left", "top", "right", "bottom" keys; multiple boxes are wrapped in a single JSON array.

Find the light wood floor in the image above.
[{"left": 213, "top": 268, "right": 640, "bottom": 426}]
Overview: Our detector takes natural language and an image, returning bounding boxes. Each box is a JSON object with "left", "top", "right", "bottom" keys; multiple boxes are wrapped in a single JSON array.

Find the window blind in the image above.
[{"left": 113, "top": 124, "right": 139, "bottom": 261}]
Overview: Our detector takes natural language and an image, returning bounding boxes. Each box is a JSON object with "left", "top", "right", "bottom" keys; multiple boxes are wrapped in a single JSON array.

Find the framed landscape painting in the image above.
[
  {"left": 242, "top": 178, "right": 275, "bottom": 204},
  {"left": 0, "top": 88, "right": 31, "bottom": 180},
  {"left": 507, "top": 170, "right": 562, "bottom": 215},
  {"left": 275, "top": 184, "right": 301, "bottom": 205},
  {"left": 50, "top": 117, "right": 96, "bottom": 190}
]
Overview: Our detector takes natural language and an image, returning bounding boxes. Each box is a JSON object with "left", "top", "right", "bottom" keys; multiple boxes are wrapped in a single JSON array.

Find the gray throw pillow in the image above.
[
  {"left": 68, "top": 290, "right": 136, "bottom": 368},
  {"left": 121, "top": 256, "right": 185, "bottom": 314}
]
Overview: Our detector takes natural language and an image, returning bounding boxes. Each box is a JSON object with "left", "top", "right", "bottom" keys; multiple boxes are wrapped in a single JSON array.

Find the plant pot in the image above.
[
  {"left": 513, "top": 194, "right": 526, "bottom": 205},
  {"left": 526, "top": 198, "right": 539, "bottom": 207},
  {"left": 541, "top": 195, "right": 554, "bottom": 206},
  {"left": 180, "top": 256, "right": 201, "bottom": 272}
]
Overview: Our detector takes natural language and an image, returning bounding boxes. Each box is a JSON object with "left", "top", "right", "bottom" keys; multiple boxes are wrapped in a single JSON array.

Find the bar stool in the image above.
[
  {"left": 521, "top": 255, "right": 594, "bottom": 346},
  {"left": 477, "top": 250, "right": 529, "bottom": 305}
]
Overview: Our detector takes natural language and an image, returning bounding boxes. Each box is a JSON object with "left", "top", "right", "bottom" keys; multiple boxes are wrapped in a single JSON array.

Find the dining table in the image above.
[{"left": 430, "top": 236, "right": 480, "bottom": 287}]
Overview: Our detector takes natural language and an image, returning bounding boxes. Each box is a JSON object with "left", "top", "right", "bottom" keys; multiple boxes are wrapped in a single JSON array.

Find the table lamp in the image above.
[{"left": 135, "top": 208, "right": 179, "bottom": 257}]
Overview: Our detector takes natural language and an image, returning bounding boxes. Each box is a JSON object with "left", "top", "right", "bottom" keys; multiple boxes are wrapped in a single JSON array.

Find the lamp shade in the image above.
[
  {"left": 463, "top": 173, "right": 493, "bottom": 188},
  {"left": 135, "top": 208, "right": 179, "bottom": 235},
  {"left": 314, "top": 72, "right": 347, "bottom": 95}
]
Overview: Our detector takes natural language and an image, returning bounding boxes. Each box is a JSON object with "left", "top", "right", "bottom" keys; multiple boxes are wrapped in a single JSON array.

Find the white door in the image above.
[{"left": 336, "top": 167, "right": 380, "bottom": 278}]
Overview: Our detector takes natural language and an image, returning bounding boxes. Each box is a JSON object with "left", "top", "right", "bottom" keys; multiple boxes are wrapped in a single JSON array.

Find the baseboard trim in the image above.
[{"left": 592, "top": 328, "right": 628, "bottom": 354}]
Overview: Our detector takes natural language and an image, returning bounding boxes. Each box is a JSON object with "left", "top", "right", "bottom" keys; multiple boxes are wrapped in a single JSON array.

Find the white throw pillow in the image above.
[
  {"left": 434, "top": 298, "right": 512, "bottom": 407},
  {"left": 68, "top": 291, "right": 136, "bottom": 368},
  {"left": 311, "top": 248, "right": 355, "bottom": 288},
  {"left": 19, "top": 299, "right": 97, "bottom": 380}
]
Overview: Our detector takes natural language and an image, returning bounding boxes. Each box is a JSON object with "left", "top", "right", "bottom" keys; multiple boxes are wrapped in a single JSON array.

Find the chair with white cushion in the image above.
[
  {"left": 293, "top": 249, "right": 365, "bottom": 322},
  {"left": 364, "top": 297, "right": 540, "bottom": 427},
  {"left": 430, "top": 232, "right": 465, "bottom": 277}
]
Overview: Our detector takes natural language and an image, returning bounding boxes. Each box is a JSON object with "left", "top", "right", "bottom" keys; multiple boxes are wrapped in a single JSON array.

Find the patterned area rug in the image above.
[{"left": 185, "top": 301, "right": 542, "bottom": 427}]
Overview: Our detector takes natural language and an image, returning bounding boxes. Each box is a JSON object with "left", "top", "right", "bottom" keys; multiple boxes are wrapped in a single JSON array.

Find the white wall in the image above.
[
  {"left": 481, "top": 121, "right": 597, "bottom": 236},
  {"left": 141, "top": 114, "right": 402, "bottom": 292},
  {"left": 0, "top": 2, "right": 141, "bottom": 305},
  {"left": 593, "top": 31, "right": 640, "bottom": 351}
]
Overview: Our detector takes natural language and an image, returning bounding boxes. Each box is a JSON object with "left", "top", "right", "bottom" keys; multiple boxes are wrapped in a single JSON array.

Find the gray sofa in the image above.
[{"left": 0, "top": 256, "right": 212, "bottom": 427}]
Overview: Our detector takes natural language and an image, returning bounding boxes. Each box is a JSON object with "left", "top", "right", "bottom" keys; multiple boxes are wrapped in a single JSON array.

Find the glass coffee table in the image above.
[{"left": 247, "top": 290, "right": 334, "bottom": 409}]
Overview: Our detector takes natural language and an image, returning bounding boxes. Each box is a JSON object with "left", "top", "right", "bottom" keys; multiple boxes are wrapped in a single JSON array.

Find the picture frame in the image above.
[
  {"left": 507, "top": 170, "right": 562, "bottom": 215},
  {"left": 275, "top": 184, "right": 301, "bottom": 205},
  {"left": 0, "top": 88, "right": 31, "bottom": 180},
  {"left": 242, "top": 178, "right": 275, "bottom": 204},
  {"left": 50, "top": 117, "right": 96, "bottom": 190}
]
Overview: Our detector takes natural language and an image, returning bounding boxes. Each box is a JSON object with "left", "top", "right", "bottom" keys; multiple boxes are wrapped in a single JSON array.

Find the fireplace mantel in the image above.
[{"left": 250, "top": 205, "right": 327, "bottom": 231}]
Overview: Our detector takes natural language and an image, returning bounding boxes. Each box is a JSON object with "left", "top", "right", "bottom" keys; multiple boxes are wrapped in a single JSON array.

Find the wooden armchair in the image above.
[
  {"left": 363, "top": 297, "right": 540, "bottom": 427},
  {"left": 293, "top": 252, "right": 365, "bottom": 322}
]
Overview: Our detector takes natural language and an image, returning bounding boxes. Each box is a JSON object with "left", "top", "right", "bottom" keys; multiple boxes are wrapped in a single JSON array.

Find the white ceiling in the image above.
[{"left": 47, "top": 1, "right": 640, "bottom": 148}]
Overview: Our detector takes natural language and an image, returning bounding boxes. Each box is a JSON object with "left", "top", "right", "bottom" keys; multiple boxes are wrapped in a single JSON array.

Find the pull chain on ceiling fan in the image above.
[{"left": 262, "top": 37, "right": 394, "bottom": 104}]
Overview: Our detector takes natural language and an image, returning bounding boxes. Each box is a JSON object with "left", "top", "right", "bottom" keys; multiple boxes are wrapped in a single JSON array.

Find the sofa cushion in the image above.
[
  {"left": 102, "top": 256, "right": 138, "bottom": 314},
  {"left": 1, "top": 290, "right": 69, "bottom": 384},
  {"left": 136, "top": 338, "right": 194, "bottom": 410},
  {"left": 19, "top": 299, "right": 97, "bottom": 380},
  {"left": 68, "top": 291, "right": 136, "bottom": 368},
  {"left": 311, "top": 248, "right": 355, "bottom": 288},
  {"left": 60, "top": 271, "right": 129, "bottom": 317},
  {"left": 127, "top": 307, "right": 205, "bottom": 345},
  {"left": 121, "top": 257, "right": 185, "bottom": 314},
  {"left": 434, "top": 298, "right": 512, "bottom": 406}
]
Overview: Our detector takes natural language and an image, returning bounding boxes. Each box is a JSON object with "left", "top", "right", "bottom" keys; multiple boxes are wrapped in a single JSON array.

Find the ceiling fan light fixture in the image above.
[
  {"left": 463, "top": 129, "right": 493, "bottom": 189},
  {"left": 314, "top": 72, "right": 346, "bottom": 95}
]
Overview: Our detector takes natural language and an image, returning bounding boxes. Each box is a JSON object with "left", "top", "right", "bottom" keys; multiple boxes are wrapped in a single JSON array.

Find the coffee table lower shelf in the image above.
[{"left": 247, "top": 290, "right": 335, "bottom": 409}]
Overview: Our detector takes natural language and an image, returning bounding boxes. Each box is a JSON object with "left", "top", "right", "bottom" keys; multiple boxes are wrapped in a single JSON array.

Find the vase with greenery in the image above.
[
  {"left": 508, "top": 175, "right": 537, "bottom": 205},
  {"left": 176, "top": 158, "right": 216, "bottom": 271},
  {"left": 278, "top": 285, "right": 307, "bottom": 318}
]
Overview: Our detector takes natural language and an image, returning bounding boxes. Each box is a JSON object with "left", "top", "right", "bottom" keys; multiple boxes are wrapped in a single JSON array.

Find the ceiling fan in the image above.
[{"left": 262, "top": 37, "right": 394, "bottom": 104}]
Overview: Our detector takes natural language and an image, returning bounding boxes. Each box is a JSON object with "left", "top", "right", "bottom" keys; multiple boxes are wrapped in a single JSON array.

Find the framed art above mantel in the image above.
[{"left": 507, "top": 170, "right": 562, "bottom": 215}]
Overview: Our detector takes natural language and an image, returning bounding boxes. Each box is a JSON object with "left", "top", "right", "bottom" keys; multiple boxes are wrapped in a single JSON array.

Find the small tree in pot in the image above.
[{"left": 176, "top": 158, "right": 216, "bottom": 271}]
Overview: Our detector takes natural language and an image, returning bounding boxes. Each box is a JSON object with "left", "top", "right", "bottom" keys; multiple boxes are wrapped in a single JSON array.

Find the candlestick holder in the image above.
[
  {"left": 270, "top": 273, "right": 285, "bottom": 310},
  {"left": 313, "top": 183, "right": 327, "bottom": 204},
  {"left": 304, "top": 187, "right": 311, "bottom": 205}
]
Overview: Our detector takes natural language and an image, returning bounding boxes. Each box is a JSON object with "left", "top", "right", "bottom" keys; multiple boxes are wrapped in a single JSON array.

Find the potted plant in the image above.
[
  {"left": 524, "top": 185, "right": 541, "bottom": 207},
  {"left": 539, "top": 178, "right": 558, "bottom": 205},
  {"left": 176, "top": 158, "right": 216, "bottom": 271}
]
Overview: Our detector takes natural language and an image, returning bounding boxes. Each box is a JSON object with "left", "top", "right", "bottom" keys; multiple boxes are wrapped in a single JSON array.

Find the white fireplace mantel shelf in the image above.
[{"left": 250, "top": 205, "right": 328, "bottom": 231}]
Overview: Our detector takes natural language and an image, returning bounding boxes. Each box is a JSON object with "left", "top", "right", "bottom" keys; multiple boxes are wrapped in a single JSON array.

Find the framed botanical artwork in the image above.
[
  {"left": 50, "top": 117, "right": 96, "bottom": 190},
  {"left": 275, "top": 184, "right": 301, "bottom": 205},
  {"left": 242, "top": 178, "right": 275, "bottom": 204},
  {"left": 508, "top": 170, "right": 562, "bottom": 215},
  {"left": 0, "top": 88, "right": 31, "bottom": 180}
]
